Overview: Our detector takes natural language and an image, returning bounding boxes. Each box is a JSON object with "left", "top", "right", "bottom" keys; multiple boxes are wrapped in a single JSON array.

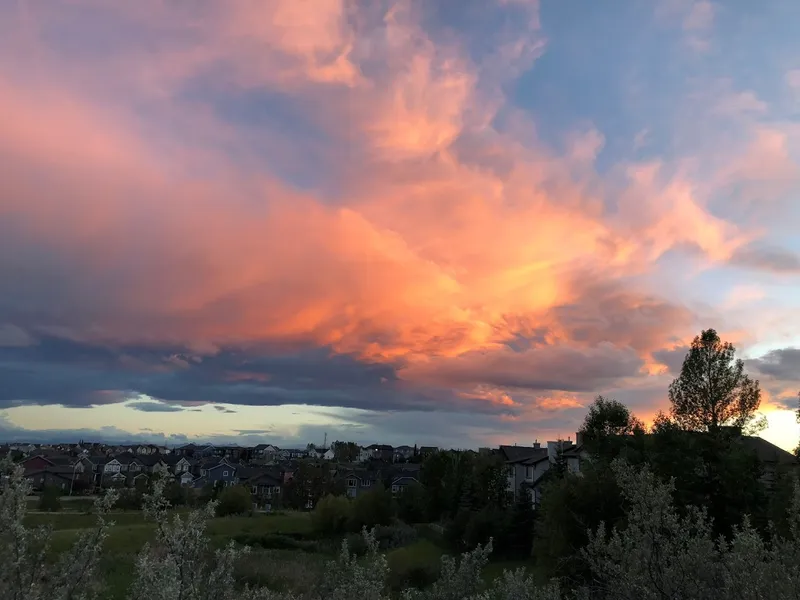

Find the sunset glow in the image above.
[{"left": 1, "top": 0, "right": 799, "bottom": 450}]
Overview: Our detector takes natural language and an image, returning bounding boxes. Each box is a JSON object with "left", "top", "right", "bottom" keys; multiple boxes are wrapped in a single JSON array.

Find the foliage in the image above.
[
  {"left": 216, "top": 485, "right": 253, "bottom": 516},
  {"left": 373, "top": 522, "right": 418, "bottom": 549},
  {"left": 505, "top": 488, "right": 535, "bottom": 559},
  {"left": 397, "top": 482, "right": 428, "bottom": 524},
  {"left": 579, "top": 395, "right": 645, "bottom": 458},
  {"left": 116, "top": 488, "right": 144, "bottom": 510},
  {"left": 349, "top": 484, "right": 393, "bottom": 531},
  {"left": 579, "top": 459, "right": 800, "bottom": 600},
  {"left": 38, "top": 485, "right": 63, "bottom": 512},
  {"left": 1, "top": 457, "right": 118, "bottom": 600},
  {"left": 311, "top": 494, "right": 351, "bottom": 535},
  {"left": 646, "top": 420, "right": 766, "bottom": 537},
  {"left": 129, "top": 478, "right": 249, "bottom": 600},
  {"left": 668, "top": 328, "right": 762, "bottom": 432},
  {"left": 533, "top": 461, "right": 625, "bottom": 585},
  {"left": 332, "top": 441, "right": 360, "bottom": 463},
  {"left": 283, "top": 463, "right": 343, "bottom": 510}
]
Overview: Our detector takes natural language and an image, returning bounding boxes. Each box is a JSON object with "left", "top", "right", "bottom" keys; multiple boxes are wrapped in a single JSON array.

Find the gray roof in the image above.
[{"left": 499, "top": 445, "right": 545, "bottom": 463}]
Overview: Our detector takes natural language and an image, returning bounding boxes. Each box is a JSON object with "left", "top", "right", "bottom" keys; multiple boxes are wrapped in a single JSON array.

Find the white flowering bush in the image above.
[
  {"left": 128, "top": 478, "right": 248, "bottom": 600},
  {"left": 580, "top": 459, "right": 800, "bottom": 600},
  {"left": 0, "top": 457, "right": 118, "bottom": 600}
]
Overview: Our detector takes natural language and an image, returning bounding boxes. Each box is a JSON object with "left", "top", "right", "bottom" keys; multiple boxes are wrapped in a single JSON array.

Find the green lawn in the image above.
[
  {"left": 33, "top": 510, "right": 314, "bottom": 599},
  {"left": 29, "top": 510, "right": 528, "bottom": 598}
]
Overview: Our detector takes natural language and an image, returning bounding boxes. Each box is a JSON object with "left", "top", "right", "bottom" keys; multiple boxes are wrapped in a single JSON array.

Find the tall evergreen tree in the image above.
[{"left": 668, "top": 329, "right": 761, "bottom": 432}]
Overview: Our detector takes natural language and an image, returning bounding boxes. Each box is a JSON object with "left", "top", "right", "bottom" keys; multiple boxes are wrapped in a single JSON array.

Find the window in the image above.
[
  {"left": 391, "top": 485, "right": 399, "bottom": 493},
  {"left": 525, "top": 466, "right": 533, "bottom": 480},
  {"left": 347, "top": 478, "right": 357, "bottom": 487},
  {"left": 251, "top": 486, "right": 258, "bottom": 494},
  {"left": 363, "top": 480, "right": 371, "bottom": 487},
  {"left": 223, "top": 470, "right": 229, "bottom": 476}
]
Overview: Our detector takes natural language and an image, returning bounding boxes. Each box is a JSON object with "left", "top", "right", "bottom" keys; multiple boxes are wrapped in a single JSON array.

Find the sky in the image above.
[{"left": 1, "top": 0, "right": 800, "bottom": 451}]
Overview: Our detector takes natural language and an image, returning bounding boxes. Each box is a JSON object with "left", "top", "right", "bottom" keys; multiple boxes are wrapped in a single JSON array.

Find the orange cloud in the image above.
[{"left": 0, "top": 0, "right": 783, "bottom": 422}]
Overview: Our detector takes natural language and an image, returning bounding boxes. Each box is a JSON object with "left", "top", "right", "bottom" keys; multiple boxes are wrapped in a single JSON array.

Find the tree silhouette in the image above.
[{"left": 668, "top": 329, "right": 761, "bottom": 432}]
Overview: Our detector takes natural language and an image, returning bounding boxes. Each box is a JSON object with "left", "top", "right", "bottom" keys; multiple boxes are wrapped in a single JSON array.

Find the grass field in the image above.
[
  {"left": 28, "top": 510, "right": 534, "bottom": 599},
  {"left": 30, "top": 510, "right": 315, "bottom": 599}
]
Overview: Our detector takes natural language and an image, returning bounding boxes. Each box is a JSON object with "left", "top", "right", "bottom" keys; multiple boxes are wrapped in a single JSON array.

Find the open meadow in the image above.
[{"left": 27, "top": 509, "right": 532, "bottom": 599}]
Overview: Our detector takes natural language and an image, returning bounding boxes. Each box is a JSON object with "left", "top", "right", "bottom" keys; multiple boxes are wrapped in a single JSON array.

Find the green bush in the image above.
[
  {"left": 38, "top": 486, "right": 62, "bottom": 512},
  {"left": 348, "top": 485, "right": 393, "bottom": 531},
  {"left": 116, "top": 489, "right": 144, "bottom": 510},
  {"left": 311, "top": 494, "right": 351, "bottom": 535},
  {"left": 216, "top": 485, "right": 253, "bottom": 516},
  {"left": 388, "top": 562, "right": 439, "bottom": 591},
  {"left": 345, "top": 532, "right": 368, "bottom": 556},
  {"left": 373, "top": 522, "right": 418, "bottom": 549}
]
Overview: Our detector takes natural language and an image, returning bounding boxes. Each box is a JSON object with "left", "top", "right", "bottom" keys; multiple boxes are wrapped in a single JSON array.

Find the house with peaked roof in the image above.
[
  {"left": 390, "top": 475, "right": 419, "bottom": 498},
  {"left": 340, "top": 469, "right": 380, "bottom": 498},
  {"left": 500, "top": 438, "right": 585, "bottom": 507},
  {"left": 197, "top": 458, "right": 238, "bottom": 488}
]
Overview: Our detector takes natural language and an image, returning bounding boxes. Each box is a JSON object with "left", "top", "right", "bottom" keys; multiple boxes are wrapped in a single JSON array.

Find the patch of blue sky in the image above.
[{"left": 509, "top": 0, "right": 691, "bottom": 174}]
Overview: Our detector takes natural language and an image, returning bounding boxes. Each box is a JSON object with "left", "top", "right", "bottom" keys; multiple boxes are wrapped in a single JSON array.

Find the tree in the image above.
[
  {"left": 1, "top": 458, "right": 117, "bottom": 599},
  {"left": 397, "top": 482, "right": 428, "bottom": 524},
  {"left": 579, "top": 396, "right": 644, "bottom": 458},
  {"left": 216, "top": 485, "right": 252, "bottom": 516},
  {"left": 39, "top": 485, "right": 62, "bottom": 512},
  {"left": 312, "top": 494, "right": 352, "bottom": 535},
  {"left": 505, "top": 488, "right": 535, "bottom": 559},
  {"left": 349, "top": 484, "right": 393, "bottom": 531},
  {"left": 333, "top": 441, "right": 360, "bottom": 463},
  {"left": 668, "top": 328, "right": 762, "bottom": 432}
]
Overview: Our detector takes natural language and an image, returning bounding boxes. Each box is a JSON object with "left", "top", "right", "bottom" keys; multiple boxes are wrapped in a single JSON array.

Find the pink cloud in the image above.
[{"left": 0, "top": 0, "right": 790, "bottom": 425}]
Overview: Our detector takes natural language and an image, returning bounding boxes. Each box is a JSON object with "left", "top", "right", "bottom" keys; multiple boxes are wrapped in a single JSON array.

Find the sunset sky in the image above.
[{"left": 1, "top": 0, "right": 800, "bottom": 451}]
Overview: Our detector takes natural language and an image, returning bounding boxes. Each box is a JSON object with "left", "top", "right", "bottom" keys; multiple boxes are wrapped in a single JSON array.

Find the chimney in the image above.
[
  {"left": 532, "top": 440, "right": 540, "bottom": 449},
  {"left": 575, "top": 431, "right": 584, "bottom": 447}
]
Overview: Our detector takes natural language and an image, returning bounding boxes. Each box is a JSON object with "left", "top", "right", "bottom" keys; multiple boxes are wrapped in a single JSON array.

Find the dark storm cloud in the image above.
[
  {"left": 730, "top": 244, "right": 800, "bottom": 274},
  {"left": 127, "top": 401, "right": 186, "bottom": 413},
  {"left": 409, "top": 344, "right": 644, "bottom": 393},
  {"left": 748, "top": 347, "right": 800, "bottom": 381},
  {"left": 652, "top": 346, "right": 689, "bottom": 375},
  {"left": 0, "top": 333, "right": 501, "bottom": 415}
]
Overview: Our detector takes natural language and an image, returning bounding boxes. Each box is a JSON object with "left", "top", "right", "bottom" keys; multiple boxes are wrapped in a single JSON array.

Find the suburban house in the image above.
[
  {"left": 22, "top": 454, "right": 57, "bottom": 473},
  {"left": 101, "top": 458, "right": 124, "bottom": 475},
  {"left": 197, "top": 458, "right": 238, "bottom": 487},
  {"left": 253, "top": 444, "right": 280, "bottom": 460},
  {"left": 501, "top": 438, "right": 584, "bottom": 507},
  {"left": 390, "top": 475, "right": 418, "bottom": 498},
  {"left": 176, "top": 471, "right": 195, "bottom": 486},
  {"left": 393, "top": 446, "right": 415, "bottom": 462},
  {"left": 241, "top": 470, "right": 283, "bottom": 509},
  {"left": 418, "top": 446, "right": 439, "bottom": 459},
  {"left": 341, "top": 469, "right": 379, "bottom": 498},
  {"left": 25, "top": 466, "right": 77, "bottom": 491}
]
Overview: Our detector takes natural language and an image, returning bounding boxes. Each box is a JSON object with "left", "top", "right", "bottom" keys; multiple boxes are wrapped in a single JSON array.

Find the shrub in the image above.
[
  {"left": 349, "top": 484, "right": 393, "bottom": 531},
  {"left": 374, "top": 522, "right": 418, "bottom": 549},
  {"left": 38, "top": 485, "right": 62, "bottom": 512},
  {"left": 216, "top": 485, "right": 253, "bottom": 516},
  {"left": 116, "top": 488, "right": 144, "bottom": 510},
  {"left": 345, "top": 531, "right": 368, "bottom": 556},
  {"left": 1, "top": 458, "right": 118, "bottom": 599},
  {"left": 312, "top": 494, "right": 351, "bottom": 535}
]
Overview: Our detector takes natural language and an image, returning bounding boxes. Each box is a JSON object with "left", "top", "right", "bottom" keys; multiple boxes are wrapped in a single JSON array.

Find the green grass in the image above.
[{"left": 33, "top": 510, "right": 314, "bottom": 600}]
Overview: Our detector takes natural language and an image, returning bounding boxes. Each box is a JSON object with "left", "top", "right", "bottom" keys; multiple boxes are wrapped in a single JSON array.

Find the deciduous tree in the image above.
[{"left": 668, "top": 329, "right": 762, "bottom": 432}]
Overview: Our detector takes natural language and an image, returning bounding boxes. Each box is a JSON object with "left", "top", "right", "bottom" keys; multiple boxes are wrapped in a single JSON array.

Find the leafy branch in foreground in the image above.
[{"left": 0, "top": 457, "right": 118, "bottom": 600}]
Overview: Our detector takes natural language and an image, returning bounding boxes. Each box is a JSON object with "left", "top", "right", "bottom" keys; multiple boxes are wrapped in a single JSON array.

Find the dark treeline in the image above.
[{"left": 309, "top": 328, "right": 798, "bottom": 590}]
